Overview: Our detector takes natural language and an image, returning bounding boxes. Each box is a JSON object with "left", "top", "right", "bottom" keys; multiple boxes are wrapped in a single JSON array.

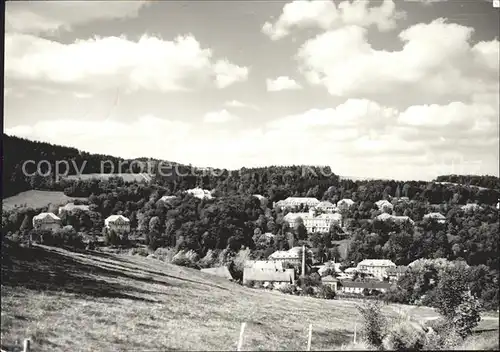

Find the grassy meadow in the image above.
[
  {"left": 2, "top": 191, "right": 87, "bottom": 212},
  {"left": 1, "top": 243, "right": 498, "bottom": 351}
]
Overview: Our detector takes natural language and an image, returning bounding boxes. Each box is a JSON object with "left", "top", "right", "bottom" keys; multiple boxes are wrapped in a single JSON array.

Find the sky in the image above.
[{"left": 4, "top": 0, "right": 500, "bottom": 181}]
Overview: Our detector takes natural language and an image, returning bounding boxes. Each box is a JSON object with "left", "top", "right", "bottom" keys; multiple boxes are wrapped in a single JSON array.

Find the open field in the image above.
[
  {"left": 2, "top": 191, "right": 87, "bottom": 212},
  {"left": 62, "top": 173, "right": 152, "bottom": 183},
  {"left": 1, "top": 243, "right": 498, "bottom": 352}
]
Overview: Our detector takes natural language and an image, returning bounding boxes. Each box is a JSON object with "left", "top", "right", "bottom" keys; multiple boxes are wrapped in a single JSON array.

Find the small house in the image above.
[
  {"left": 242, "top": 267, "right": 295, "bottom": 286},
  {"left": 58, "top": 203, "right": 90, "bottom": 215},
  {"left": 104, "top": 215, "right": 131, "bottom": 233},
  {"left": 32, "top": 212, "right": 62, "bottom": 231},
  {"left": 321, "top": 275, "right": 338, "bottom": 291},
  {"left": 338, "top": 280, "right": 394, "bottom": 295}
]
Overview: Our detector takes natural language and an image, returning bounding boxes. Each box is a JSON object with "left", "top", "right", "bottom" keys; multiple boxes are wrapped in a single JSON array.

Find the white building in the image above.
[
  {"left": 460, "top": 203, "right": 482, "bottom": 212},
  {"left": 159, "top": 195, "right": 177, "bottom": 203},
  {"left": 32, "top": 212, "right": 62, "bottom": 231},
  {"left": 58, "top": 203, "right": 90, "bottom": 215},
  {"left": 275, "top": 197, "right": 320, "bottom": 210},
  {"left": 284, "top": 209, "right": 341, "bottom": 233},
  {"left": 245, "top": 260, "right": 284, "bottom": 271},
  {"left": 356, "top": 259, "right": 396, "bottom": 280},
  {"left": 337, "top": 199, "right": 354, "bottom": 210},
  {"left": 375, "top": 213, "right": 414, "bottom": 225},
  {"left": 375, "top": 200, "right": 394, "bottom": 213},
  {"left": 423, "top": 212, "right": 446, "bottom": 224},
  {"left": 104, "top": 215, "right": 130, "bottom": 233},
  {"left": 316, "top": 201, "right": 336, "bottom": 213},
  {"left": 186, "top": 187, "right": 213, "bottom": 199},
  {"left": 268, "top": 247, "right": 314, "bottom": 265}
]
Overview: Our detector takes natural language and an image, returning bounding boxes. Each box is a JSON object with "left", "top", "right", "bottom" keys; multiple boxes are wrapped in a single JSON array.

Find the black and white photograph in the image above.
[{"left": 2, "top": 0, "right": 499, "bottom": 351}]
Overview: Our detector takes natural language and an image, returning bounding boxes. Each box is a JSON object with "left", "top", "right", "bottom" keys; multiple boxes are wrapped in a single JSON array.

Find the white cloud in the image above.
[
  {"left": 213, "top": 60, "right": 249, "bottom": 89},
  {"left": 266, "top": 76, "right": 302, "bottom": 91},
  {"left": 262, "top": 0, "right": 405, "bottom": 40},
  {"left": 5, "top": 33, "right": 249, "bottom": 92},
  {"left": 296, "top": 19, "right": 499, "bottom": 105},
  {"left": 73, "top": 92, "right": 93, "bottom": 99},
  {"left": 6, "top": 1, "right": 149, "bottom": 35},
  {"left": 203, "top": 109, "right": 239, "bottom": 123},
  {"left": 224, "top": 100, "right": 260, "bottom": 110}
]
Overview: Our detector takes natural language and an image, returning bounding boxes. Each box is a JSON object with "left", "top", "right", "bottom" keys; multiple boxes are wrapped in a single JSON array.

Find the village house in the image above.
[
  {"left": 386, "top": 266, "right": 409, "bottom": 282},
  {"left": 268, "top": 247, "right": 314, "bottom": 266},
  {"left": 58, "top": 203, "right": 90, "bottom": 215},
  {"left": 245, "top": 260, "right": 284, "bottom": 271},
  {"left": 423, "top": 212, "right": 446, "bottom": 224},
  {"left": 274, "top": 197, "right": 320, "bottom": 210},
  {"left": 242, "top": 267, "right": 295, "bottom": 286},
  {"left": 32, "top": 212, "right": 62, "bottom": 231},
  {"left": 315, "top": 201, "right": 336, "bottom": 213},
  {"left": 185, "top": 187, "right": 213, "bottom": 199},
  {"left": 321, "top": 275, "right": 339, "bottom": 291},
  {"left": 375, "top": 200, "right": 394, "bottom": 213},
  {"left": 284, "top": 208, "right": 342, "bottom": 233},
  {"left": 315, "top": 261, "right": 342, "bottom": 276},
  {"left": 338, "top": 280, "right": 394, "bottom": 295},
  {"left": 336, "top": 198, "right": 355, "bottom": 210},
  {"left": 104, "top": 215, "right": 131, "bottom": 233},
  {"left": 375, "top": 213, "right": 415, "bottom": 225},
  {"left": 356, "top": 259, "right": 397, "bottom": 280},
  {"left": 201, "top": 267, "right": 234, "bottom": 280}
]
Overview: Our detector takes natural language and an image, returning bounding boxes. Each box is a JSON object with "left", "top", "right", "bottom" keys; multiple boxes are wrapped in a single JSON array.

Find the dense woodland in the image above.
[{"left": 2, "top": 135, "right": 499, "bottom": 311}]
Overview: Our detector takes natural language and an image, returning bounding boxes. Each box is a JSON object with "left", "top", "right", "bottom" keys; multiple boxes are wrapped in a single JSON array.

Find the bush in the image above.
[
  {"left": 301, "top": 285, "right": 314, "bottom": 296},
  {"left": 356, "top": 300, "right": 386, "bottom": 348},
  {"left": 171, "top": 250, "right": 199, "bottom": 269},
  {"left": 382, "top": 321, "right": 426, "bottom": 351},
  {"left": 199, "top": 249, "right": 217, "bottom": 268},
  {"left": 278, "top": 283, "right": 296, "bottom": 294},
  {"left": 423, "top": 319, "right": 463, "bottom": 350},
  {"left": 244, "top": 280, "right": 255, "bottom": 288},
  {"left": 317, "top": 285, "right": 336, "bottom": 299},
  {"left": 451, "top": 291, "right": 481, "bottom": 338},
  {"left": 154, "top": 247, "right": 176, "bottom": 262},
  {"left": 129, "top": 247, "right": 149, "bottom": 257}
]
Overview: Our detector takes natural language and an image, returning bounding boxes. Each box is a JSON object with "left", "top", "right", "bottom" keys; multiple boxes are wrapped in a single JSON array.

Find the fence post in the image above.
[
  {"left": 237, "top": 322, "right": 246, "bottom": 351},
  {"left": 307, "top": 324, "right": 312, "bottom": 351},
  {"left": 23, "top": 339, "right": 30, "bottom": 352}
]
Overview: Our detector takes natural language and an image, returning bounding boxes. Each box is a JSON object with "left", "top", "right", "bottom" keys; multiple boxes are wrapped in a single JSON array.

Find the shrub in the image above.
[
  {"left": 301, "top": 285, "right": 314, "bottom": 296},
  {"left": 129, "top": 247, "right": 149, "bottom": 257},
  {"left": 199, "top": 249, "right": 217, "bottom": 268},
  {"left": 278, "top": 283, "right": 296, "bottom": 294},
  {"left": 154, "top": 247, "right": 176, "bottom": 262},
  {"left": 382, "top": 321, "right": 426, "bottom": 351},
  {"left": 451, "top": 291, "right": 481, "bottom": 338},
  {"left": 356, "top": 300, "right": 386, "bottom": 348},
  {"left": 423, "top": 319, "right": 463, "bottom": 350},
  {"left": 171, "top": 250, "right": 199, "bottom": 269},
  {"left": 317, "top": 285, "right": 336, "bottom": 299},
  {"left": 253, "top": 281, "right": 263, "bottom": 289},
  {"left": 244, "top": 280, "right": 255, "bottom": 288}
]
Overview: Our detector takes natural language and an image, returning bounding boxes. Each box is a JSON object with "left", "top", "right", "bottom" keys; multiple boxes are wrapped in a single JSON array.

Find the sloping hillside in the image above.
[
  {"left": 2, "top": 190, "right": 87, "bottom": 211},
  {"left": 2, "top": 243, "right": 497, "bottom": 352}
]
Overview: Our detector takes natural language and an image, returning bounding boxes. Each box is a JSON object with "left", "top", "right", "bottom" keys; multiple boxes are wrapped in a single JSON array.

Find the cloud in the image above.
[
  {"left": 5, "top": 33, "right": 249, "bottom": 92},
  {"left": 262, "top": 0, "right": 405, "bottom": 40},
  {"left": 266, "top": 76, "right": 302, "bottom": 92},
  {"left": 6, "top": 1, "right": 149, "bottom": 35},
  {"left": 224, "top": 100, "right": 260, "bottom": 110},
  {"left": 213, "top": 60, "right": 249, "bottom": 89},
  {"left": 203, "top": 109, "right": 239, "bottom": 123},
  {"left": 296, "top": 19, "right": 499, "bottom": 106}
]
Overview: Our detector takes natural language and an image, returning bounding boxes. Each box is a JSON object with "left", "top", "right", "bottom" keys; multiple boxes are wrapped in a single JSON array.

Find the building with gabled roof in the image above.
[
  {"left": 284, "top": 209, "right": 341, "bottom": 233},
  {"left": 337, "top": 199, "right": 355, "bottom": 210},
  {"left": 33, "top": 212, "right": 62, "bottom": 231},
  {"left": 316, "top": 201, "right": 336, "bottom": 213},
  {"left": 375, "top": 200, "right": 394, "bottom": 213},
  {"left": 338, "top": 280, "right": 394, "bottom": 294},
  {"left": 375, "top": 213, "right": 414, "bottom": 225},
  {"left": 357, "top": 259, "right": 396, "bottom": 280},
  {"left": 423, "top": 212, "right": 446, "bottom": 224},
  {"left": 104, "top": 215, "right": 130, "bottom": 233},
  {"left": 58, "top": 203, "right": 90, "bottom": 215},
  {"left": 275, "top": 197, "right": 320, "bottom": 210},
  {"left": 242, "top": 267, "right": 295, "bottom": 285},
  {"left": 321, "top": 275, "right": 339, "bottom": 291}
]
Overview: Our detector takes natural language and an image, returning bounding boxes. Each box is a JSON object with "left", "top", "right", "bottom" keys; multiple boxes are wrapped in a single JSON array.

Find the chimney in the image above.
[{"left": 302, "top": 245, "right": 306, "bottom": 277}]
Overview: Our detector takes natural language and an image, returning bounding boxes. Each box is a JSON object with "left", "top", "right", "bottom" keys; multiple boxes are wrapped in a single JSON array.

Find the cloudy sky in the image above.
[{"left": 4, "top": 0, "right": 499, "bottom": 180}]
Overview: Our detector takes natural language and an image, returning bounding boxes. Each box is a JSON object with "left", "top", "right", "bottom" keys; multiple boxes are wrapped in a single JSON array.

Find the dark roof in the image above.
[{"left": 339, "top": 280, "right": 393, "bottom": 289}]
